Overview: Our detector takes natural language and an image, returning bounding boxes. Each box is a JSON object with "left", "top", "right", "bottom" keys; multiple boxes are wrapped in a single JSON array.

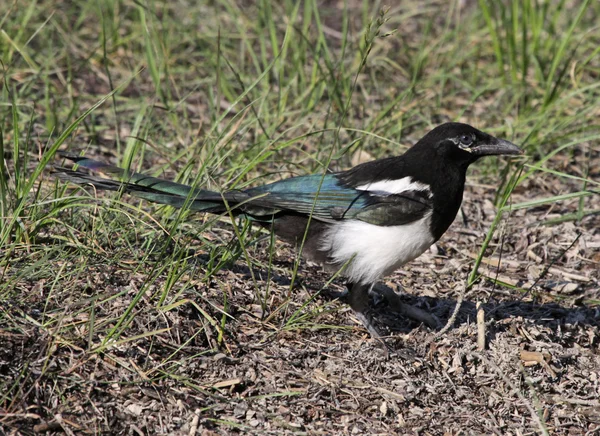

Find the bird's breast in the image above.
[{"left": 319, "top": 213, "right": 435, "bottom": 285}]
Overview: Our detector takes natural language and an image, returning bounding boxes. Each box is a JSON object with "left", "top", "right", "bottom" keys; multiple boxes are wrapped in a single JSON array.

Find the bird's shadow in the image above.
[
  {"left": 190, "top": 254, "right": 598, "bottom": 338},
  {"left": 371, "top": 289, "right": 599, "bottom": 342}
]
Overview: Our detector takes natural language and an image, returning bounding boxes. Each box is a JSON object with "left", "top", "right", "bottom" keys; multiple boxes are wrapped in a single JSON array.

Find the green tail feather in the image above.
[
  {"left": 57, "top": 153, "right": 231, "bottom": 213},
  {"left": 56, "top": 153, "right": 357, "bottom": 223}
]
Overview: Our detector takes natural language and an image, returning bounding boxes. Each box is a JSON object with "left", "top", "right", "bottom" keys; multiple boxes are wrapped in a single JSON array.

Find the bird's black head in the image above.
[{"left": 412, "top": 122, "right": 522, "bottom": 168}]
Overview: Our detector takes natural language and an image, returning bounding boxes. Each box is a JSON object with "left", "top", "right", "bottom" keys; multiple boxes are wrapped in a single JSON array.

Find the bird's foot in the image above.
[
  {"left": 352, "top": 309, "right": 382, "bottom": 339},
  {"left": 321, "top": 288, "right": 349, "bottom": 300},
  {"left": 371, "top": 284, "right": 440, "bottom": 329},
  {"left": 351, "top": 309, "right": 390, "bottom": 355}
]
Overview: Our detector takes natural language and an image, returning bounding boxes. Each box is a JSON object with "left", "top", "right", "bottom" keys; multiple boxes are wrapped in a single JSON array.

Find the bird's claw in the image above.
[
  {"left": 352, "top": 309, "right": 391, "bottom": 356},
  {"left": 371, "top": 284, "right": 440, "bottom": 329}
]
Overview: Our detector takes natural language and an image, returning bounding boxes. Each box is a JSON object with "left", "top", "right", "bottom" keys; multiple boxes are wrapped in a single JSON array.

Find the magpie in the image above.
[{"left": 55, "top": 122, "right": 522, "bottom": 337}]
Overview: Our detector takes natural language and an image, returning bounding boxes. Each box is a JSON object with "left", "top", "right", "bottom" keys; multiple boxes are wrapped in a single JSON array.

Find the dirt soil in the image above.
[{"left": 1, "top": 149, "right": 599, "bottom": 435}]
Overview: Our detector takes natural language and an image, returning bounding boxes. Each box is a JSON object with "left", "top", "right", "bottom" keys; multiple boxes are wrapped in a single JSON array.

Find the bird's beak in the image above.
[{"left": 471, "top": 138, "right": 523, "bottom": 157}]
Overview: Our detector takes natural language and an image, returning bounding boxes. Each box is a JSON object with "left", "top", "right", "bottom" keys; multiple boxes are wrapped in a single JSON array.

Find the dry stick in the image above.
[
  {"left": 425, "top": 278, "right": 471, "bottom": 345},
  {"left": 476, "top": 301, "right": 486, "bottom": 351},
  {"left": 189, "top": 409, "right": 200, "bottom": 436},
  {"left": 551, "top": 396, "right": 600, "bottom": 407}
]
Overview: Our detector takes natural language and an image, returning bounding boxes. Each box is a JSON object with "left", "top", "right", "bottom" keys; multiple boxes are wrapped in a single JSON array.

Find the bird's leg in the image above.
[
  {"left": 371, "top": 283, "right": 439, "bottom": 329},
  {"left": 347, "top": 282, "right": 383, "bottom": 340}
]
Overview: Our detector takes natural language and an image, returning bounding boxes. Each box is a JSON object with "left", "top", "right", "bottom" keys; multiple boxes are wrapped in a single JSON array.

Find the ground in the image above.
[
  {"left": 2, "top": 153, "right": 599, "bottom": 434},
  {"left": 1, "top": 1, "right": 599, "bottom": 435}
]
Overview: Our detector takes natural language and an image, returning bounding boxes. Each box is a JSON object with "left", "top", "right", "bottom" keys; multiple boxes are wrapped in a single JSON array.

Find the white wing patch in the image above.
[
  {"left": 320, "top": 212, "right": 435, "bottom": 285},
  {"left": 355, "top": 177, "right": 432, "bottom": 198}
]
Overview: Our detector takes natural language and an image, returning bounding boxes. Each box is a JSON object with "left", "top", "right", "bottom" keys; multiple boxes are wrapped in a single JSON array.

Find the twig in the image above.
[
  {"left": 476, "top": 301, "right": 486, "bottom": 351},
  {"left": 425, "top": 279, "right": 470, "bottom": 345},
  {"left": 189, "top": 409, "right": 200, "bottom": 436},
  {"left": 550, "top": 396, "right": 600, "bottom": 407}
]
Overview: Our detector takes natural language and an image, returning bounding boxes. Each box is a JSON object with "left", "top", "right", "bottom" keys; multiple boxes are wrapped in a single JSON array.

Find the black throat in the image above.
[{"left": 399, "top": 145, "right": 471, "bottom": 241}]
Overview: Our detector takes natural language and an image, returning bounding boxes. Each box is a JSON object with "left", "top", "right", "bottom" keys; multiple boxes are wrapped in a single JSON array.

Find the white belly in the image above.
[{"left": 320, "top": 213, "right": 435, "bottom": 285}]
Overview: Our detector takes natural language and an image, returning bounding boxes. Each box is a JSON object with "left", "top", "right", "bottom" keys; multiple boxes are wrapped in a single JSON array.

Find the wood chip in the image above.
[
  {"left": 519, "top": 350, "right": 557, "bottom": 378},
  {"left": 547, "top": 267, "right": 590, "bottom": 282},
  {"left": 376, "top": 387, "right": 407, "bottom": 402},
  {"left": 520, "top": 350, "right": 550, "bottom": 363},
  {"left": 210, "top": 378, "right": 242, "bottom": 389}
]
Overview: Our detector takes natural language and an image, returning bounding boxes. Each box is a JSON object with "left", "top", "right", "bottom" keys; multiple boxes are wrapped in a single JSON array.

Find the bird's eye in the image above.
[{"left": 459, "top": 134, "right": 473, "bottom": 146}]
